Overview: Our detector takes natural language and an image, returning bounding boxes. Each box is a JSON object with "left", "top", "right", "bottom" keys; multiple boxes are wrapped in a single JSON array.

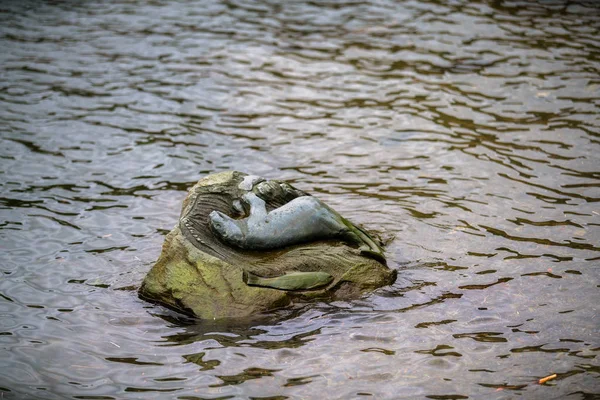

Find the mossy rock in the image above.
[{"left": 139, "top": 171, "right": 396, "bottom": 319}]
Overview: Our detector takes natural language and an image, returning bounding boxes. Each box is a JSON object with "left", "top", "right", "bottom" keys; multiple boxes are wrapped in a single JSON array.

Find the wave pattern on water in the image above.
[{"left": 1, "top": 0, "right": 599, "bottom": 398}]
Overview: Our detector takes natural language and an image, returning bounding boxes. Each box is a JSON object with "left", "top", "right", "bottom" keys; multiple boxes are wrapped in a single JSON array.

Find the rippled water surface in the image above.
[{"left": 1, "top": 0, "right": 599, "bottom": 398}]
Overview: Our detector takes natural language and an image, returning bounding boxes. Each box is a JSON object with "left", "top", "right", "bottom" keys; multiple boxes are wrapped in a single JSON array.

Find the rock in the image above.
[{"left": 139, "top": 171, "right": 396, "bottom": 319}]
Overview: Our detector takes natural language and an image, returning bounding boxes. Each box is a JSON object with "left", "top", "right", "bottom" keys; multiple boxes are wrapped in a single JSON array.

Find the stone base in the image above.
[{"left": 139, "top": 171, "right": 396, "bottom": 319}]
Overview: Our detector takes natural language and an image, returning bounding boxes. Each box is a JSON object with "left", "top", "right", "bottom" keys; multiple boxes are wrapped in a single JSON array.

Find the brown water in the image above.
[{"left": 1, "top": 0, "right": 599, "bottom": 398}]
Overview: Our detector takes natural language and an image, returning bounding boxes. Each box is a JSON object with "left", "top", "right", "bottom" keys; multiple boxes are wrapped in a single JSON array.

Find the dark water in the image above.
[{"left": 1, "top": 0, "right": 599, "bottom": 398}]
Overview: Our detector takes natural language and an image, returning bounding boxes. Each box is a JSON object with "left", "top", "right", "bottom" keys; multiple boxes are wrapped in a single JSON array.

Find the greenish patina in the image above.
[
  {"left": 209, "top": 192, "right": 385, "bottom": 262},
  {"left": 139, "top": 171, "right": 396, "bottom": 319},
  {"left": 243, "top": 270, "right": 334, "bottom": 291}
]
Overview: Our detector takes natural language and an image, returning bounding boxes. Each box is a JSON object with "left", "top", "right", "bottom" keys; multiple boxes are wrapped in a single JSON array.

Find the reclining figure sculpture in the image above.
[{"left": 139, "top": 171, "right": 395, "bottom": 319}]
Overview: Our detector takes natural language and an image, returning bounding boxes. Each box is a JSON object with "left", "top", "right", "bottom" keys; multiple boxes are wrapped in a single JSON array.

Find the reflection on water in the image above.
[{"left": 1, "top": 0, "right": 599, "bottom": 398}]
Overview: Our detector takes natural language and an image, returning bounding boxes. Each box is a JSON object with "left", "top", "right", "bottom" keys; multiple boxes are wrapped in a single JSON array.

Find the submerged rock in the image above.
[{"left": 139, "top": 171, "right": 396, "bottom": 319}]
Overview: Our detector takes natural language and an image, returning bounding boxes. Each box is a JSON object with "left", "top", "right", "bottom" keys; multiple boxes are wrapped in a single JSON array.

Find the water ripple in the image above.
[{"left": 1, "top": 0, "right": 599, "bottom": 398}]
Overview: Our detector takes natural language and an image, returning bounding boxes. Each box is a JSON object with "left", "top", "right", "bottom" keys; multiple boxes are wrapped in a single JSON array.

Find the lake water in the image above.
[{"left": 1, "top": 0, "right": 599, "bottom": 398}]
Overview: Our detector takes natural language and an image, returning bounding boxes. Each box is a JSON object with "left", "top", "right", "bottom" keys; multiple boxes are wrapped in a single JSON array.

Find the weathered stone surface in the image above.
[{"left": 139, "top": 171, "right": 396, "bottom": 319}]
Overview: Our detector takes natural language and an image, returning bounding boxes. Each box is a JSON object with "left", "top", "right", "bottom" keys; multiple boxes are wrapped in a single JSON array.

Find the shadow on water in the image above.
[{"left": 153, "top": 305, "right": 322, "bottom": 350}]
